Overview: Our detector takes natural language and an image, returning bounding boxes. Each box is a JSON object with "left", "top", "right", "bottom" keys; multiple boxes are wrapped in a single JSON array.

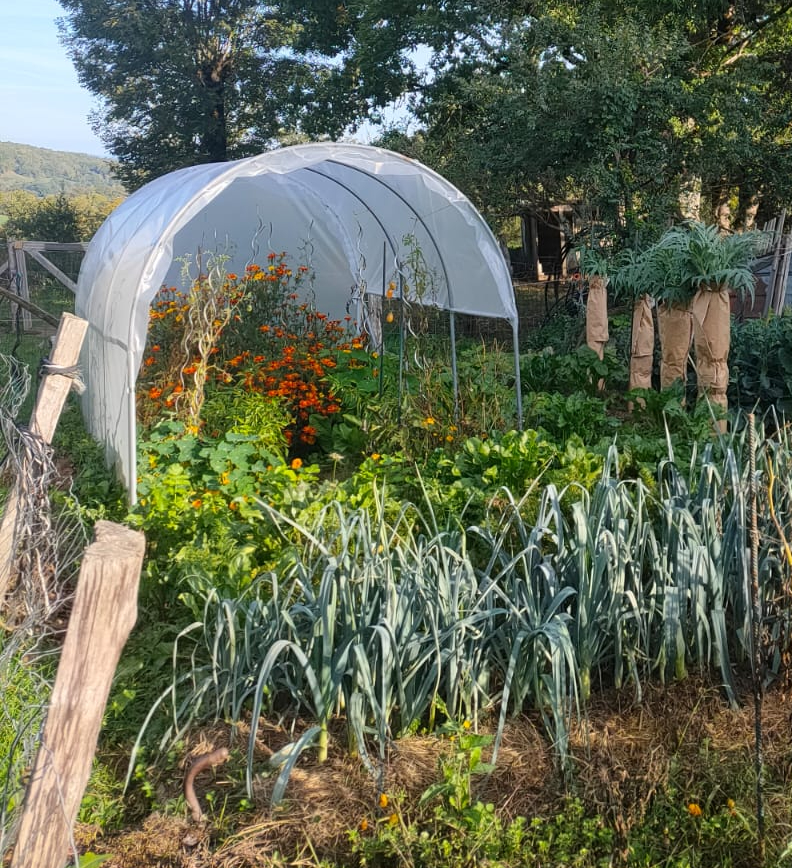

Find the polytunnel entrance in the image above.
[{"left": 75, "top": 143, "right": 522, "bottom": 500}]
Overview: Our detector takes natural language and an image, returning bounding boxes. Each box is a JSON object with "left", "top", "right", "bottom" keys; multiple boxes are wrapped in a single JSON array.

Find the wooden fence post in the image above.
[
  {"left": 9, "top": 521, "right": 145, "bottom": 868},
  {"left": 8, "top": 242, "right": 32, "bottom": 331},
  {"left": 0, "top": 312, "right": 88, "bottom": 604}
]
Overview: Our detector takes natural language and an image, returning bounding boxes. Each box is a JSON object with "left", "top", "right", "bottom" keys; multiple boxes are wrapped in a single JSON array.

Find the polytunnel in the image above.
[{"left": 75, "top": 143, "right": 522, "bottom": 499}]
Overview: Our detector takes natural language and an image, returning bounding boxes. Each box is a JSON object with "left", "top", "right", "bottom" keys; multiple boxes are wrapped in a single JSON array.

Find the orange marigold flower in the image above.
[
  {"left": 291, "top": 457, "right": 303, "bottom": 469},
  {"left": 191, "top": 498, "right": 202, "bottom": 509},
  {"left": 148, "top": 387, "right": 163, "bottom": 400},
  {"left": 152, "top": 345, "right": 161, "bottom": 352},
  {"left": 359, "top": 818, "right": 369, "bottom": 832},
  {"left": 379, "top": 793, "right": 389, "bottom": 809},
  {"left": 687, "top": 803, "right": 702, "bottom": 817},
  {"left": 144, "top": 356, "right": 155, "bottom": 367},
  {"left": 227, "top": 273, "right": 237, "bottom": 280}
]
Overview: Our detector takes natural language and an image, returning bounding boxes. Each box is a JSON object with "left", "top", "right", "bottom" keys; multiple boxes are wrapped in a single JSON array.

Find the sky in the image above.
[{"left": 0, "top": 0, "right": 108, "bottom": 156}]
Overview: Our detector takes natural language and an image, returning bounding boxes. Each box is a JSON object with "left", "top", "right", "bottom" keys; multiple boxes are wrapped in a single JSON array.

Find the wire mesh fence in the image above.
[{"left": 0, "top": 350, "right": 88, "bottom": 852}]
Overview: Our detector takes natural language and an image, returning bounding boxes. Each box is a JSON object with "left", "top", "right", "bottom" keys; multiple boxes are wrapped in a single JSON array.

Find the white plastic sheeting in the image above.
[{"left": 75, "top": 143, "right": 520, "bottom": 497}]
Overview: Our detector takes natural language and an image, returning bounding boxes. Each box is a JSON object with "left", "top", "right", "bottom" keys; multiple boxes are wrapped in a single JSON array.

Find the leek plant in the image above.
[{"left": 130, "top": 416, "right": 792, "bottom": 805}]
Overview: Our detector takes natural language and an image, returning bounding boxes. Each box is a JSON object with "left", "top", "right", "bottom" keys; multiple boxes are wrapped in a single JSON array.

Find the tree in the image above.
[
  {"left": 335, "top": 0, "right": 792, "bottom": 240},
  {"left": 57, "top": 0, "right": 344, "bottom": 189},
  {"left": 0, "top": 191, "right": 119, "bottom": 242}
]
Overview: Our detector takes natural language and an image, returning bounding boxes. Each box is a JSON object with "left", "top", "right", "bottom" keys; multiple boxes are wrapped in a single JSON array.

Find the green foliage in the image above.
[
  {"left": 0, "top": 644, "right": 53, "bottom": 845},
  {"left": 350, "top": 733, "right": 615, "bottom": 868},
  {"left": 52, "top": 398, "right": 128, "bottom": 524},
  {"left": 370, "top": 1, "right": 792, "bottom": 232},
  {"left": 78, "top": 760, "right": 127, "bottom": 831},
  {"left": 628, "top": 784, "right": 756, "bottom": 867},
  {"left": 520, "top": 346, "right": 626, "bottom": 397},
  {"left": 611, "top": 222, "right": 766, "bottom": 307},
  {"left": 0, "top": 190, "right": 119, "bottom": 245},
  {"left": 132, "top": 418, "right": 317, "bottom": 612},
  {"left": 729, "top": 312, "right": 792, "bottom": 414}
]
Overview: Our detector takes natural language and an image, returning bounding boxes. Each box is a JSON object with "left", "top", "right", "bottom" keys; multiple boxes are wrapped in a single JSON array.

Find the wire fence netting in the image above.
[{"left": 0, "top": 351, "right": 87, "bottom": 851}]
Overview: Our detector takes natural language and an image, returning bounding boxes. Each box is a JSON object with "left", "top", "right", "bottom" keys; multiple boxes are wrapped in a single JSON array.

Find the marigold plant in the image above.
[{"left": 138, "top": 251, "right": 360, "bottom": 452}]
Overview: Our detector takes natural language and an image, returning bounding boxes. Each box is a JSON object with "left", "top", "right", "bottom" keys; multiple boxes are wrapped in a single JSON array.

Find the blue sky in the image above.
[{"left": 0, "top": 0, "right": 107, "bottom": 156}]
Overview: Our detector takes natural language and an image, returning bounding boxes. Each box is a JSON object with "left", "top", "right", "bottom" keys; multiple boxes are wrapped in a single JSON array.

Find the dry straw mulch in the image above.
[{"left": 82, "top": 678, "right": 792, "bottom": 868}]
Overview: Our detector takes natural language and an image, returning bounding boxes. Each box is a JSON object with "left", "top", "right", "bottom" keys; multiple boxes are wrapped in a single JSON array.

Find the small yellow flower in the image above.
[
  {"left": 687, "top": 802, "right": 702, "bottom": 817},
  {"left": 462, "top": 720, "right": 471, "bottom": 730},
  {"left": 371, "top": 453, "right": 381, "bottom": 461},
  {"left": 388, "top": 812, "right": 398, "bottom": 826},
  {"left": 726, "top": 798, "right": 735, "bottom": 810},
  {"left": 424, "top": 417, "right": 435, "bottom": 426},
  {"left": 359, "top": 818, "right": 369, "bottom": 831},
  {"left": 379, "top": 793, "right": 389, "bottom": 809},
  {"left": 386, "top": 312, "right": 394, "bottom": 323}
]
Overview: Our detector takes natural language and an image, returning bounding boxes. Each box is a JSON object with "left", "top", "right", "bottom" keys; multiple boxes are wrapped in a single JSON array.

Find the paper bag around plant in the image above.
[
  {"left": 586, "top": 275, "right": 609, "bottom": 360},
  {"left": 657, "top": 302, "right": 692, "bottom": 391},
  {"left": 628, "top": 294, "right": 654, "bottom": 395},
  {"left": 691, "top": 287, "right": 730, "bottom": 418}
]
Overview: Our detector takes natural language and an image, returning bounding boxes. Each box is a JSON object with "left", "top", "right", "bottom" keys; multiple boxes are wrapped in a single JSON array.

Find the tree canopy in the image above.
[
  {"left": 57, "top": 0, "right": 353, "bottom": 189},
  {"left": 58, "top": 0, "right": 792, "bottom": 230},
  {"left": 365, "top": 0, "right": 792, "bottom": 239}
]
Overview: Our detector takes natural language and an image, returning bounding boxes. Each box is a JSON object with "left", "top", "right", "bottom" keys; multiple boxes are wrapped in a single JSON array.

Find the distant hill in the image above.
[{"left": 0, "top": 141, "right": 126, "bottom": 198}]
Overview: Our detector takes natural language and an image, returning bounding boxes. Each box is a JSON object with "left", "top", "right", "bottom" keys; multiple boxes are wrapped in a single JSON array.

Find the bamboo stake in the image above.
[{"left": 748, "top": 414, "right": 765, "bottom": 864}]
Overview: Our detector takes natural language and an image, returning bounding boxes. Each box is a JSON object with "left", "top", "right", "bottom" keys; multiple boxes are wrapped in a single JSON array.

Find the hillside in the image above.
[{"left": 0, "top": 141, "right": 126, "bottom": 198}]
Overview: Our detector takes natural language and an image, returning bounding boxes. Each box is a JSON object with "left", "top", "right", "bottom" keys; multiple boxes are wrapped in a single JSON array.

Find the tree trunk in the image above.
[
  {"left": 691, "top": 286, "right": 730, "bottom": 431},
  {"left": 657, "top": 301, "right": 692, "bottom": 392},
  {"left": 199, "top": 68, "right": 228, "bottom": 162}
]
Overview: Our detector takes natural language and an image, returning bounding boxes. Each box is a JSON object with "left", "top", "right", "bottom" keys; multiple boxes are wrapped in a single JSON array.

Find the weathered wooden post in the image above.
[
  {"left": 7, "top": 241, "right": 32, "bottom": 331},
  {"left": 9, "top": 521, "right": 145, "bottom": 868},
  {"left": 0, "top": 312, "right": 88, "bottom": 605}
]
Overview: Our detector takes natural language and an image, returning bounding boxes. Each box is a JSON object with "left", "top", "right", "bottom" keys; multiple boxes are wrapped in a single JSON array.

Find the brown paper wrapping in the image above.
[
  {"left": 629, "top": 294, "right": 654, "bottom": 395},
  {"left": 691, "top": 287, "right": 730, "bottom": 427},
  {"left": 657, "top": 301, "right": 692, "bottom": 391},
  {"left": 586, "top": 276, "right": 609, "bottom": 360}
]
